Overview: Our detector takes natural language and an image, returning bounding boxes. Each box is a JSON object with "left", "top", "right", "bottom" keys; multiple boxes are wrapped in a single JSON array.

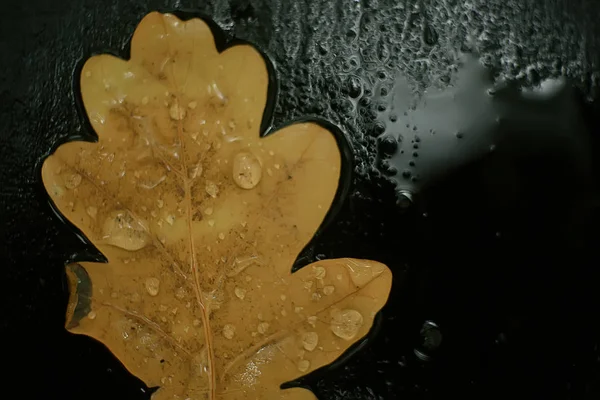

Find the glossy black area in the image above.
[{"left": 1, "top": 1, "right": 600, "bottom": 400}]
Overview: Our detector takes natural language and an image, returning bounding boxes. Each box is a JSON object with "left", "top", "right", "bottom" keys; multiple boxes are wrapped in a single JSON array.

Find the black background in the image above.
[{"left": 2, "top": 0, "right": 600, "bottom": 399}]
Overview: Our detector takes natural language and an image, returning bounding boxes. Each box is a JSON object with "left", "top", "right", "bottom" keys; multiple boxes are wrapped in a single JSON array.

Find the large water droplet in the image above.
[
  {"left": 232, "top": 152, "right": 262, "bottom": 189},
  {"left": 330, "top": 309, "right": 364, "bottom": 340}
]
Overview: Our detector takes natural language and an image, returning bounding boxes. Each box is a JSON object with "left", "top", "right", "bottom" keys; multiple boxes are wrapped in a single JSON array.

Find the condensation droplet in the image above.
[
  {"left": 64, "top": 173, "right": 82, "bottom": 189},
  {"left": 323, "top": 285, "right": 335, "bottom": 295},
  {"left": 331, "top": 309, "right": 364, "bottom": 340},
  {"left": 257, "top": 322, "right": 270, "bottom": 334},
  {"left": 218, "top": 232, "right": 225, "bottom": 240},
  {"left": 223, "top": 324, "right": 235, "bottom": 339},
  {"left": 210, "top": 81, "right": 226, "bottom": 103},
  {"left": 234, "top": 287, "right": 246, "bottom": 300},
  {"left": 51, "top": 184, "right": 64, "bottom": 198},
  {"left": 188, "top": 163, "right": 202, "bottom": 180},
  {"left": 175, "top": 287, "right": 186, "bottom": 300},
  {"left": 103, "top": 211, "right": 149, "bottom": 251},
  {"left": 232, "top": 152, "right": 262, "bottom": 189},
  {"left": 87, "top": 311, "right": 97, "bottom": 320},
  {"left": 301, "top": 332, "right": 319, "bottom": 351},
  {"left": 166, "top": 215, "right": 175, "bottom": 226},
  {"left": 169, "top": 104, "right": 186, "bottom": 120},
  {"left": 141, "top": 96, "right": 149, "bottom": 105},
  {"left": 313, "top": 266, "right": 326, "bottom": 279},
  {"left": 307, "top": 316, "right": 317, "bottom": 327},
  {"left": 188, "top": 101, "right": 197, "bottom": 109},
  {"left": 205, "top": 181, "right": 219, "bottom": 198},
  {"left": 204, "top": 207, "right": 213, "bottom": 215},
  {"left": 134, "top": 161, "right": 167, "bottom": 189},
  {"left": 297, "top": 359, "right": 310, "bottom": 372},
  {"left": 86, "top": 206, "right": 98, "bottom": 219},
  {"left": 145, "top": 277, "right": 160, "bottom": 296}
]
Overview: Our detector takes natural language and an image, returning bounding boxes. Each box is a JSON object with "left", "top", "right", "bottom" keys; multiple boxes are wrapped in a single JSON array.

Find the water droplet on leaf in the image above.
[
  {"left": 205, "top": 181, "right": 219, "bottom": 198},
  {"left": 103, "top": 211, "right": 150, "bottom": 251},
  {"left": 169, "top": 104, "right": 186, "bottom": 120},
  {"left": 323, "top": 285, "right": 335, "bottom": 295},
  {"left": 234, "top": 287, "right": 246, "bottom": 300},
  {"left": 64, "top": 173, "right": 82, "bottom": 189},
  {"left": 301, "top": 332, "right": 319, "bottom": 351},
  {"left": 134, "top": 161, "right": 167, "bottom": 190},
  {"left": 223, "top": 324, "right": 235, "bottom": 339},
  {"left": 297, "top": 359, "right": 310, "bottom": 372},
  {"left": 86, "top": 206, "right": 98, "bottom": 219},
  {"left": 257, "top": 322, "right": 270, "bottom": 334},
  {"left": 313, "top": 266, "right": 326, "bottom": 279},
  {"left": 232, "top": 152, "right": 262, "bottom": 190},
  {"left": 331, "top": 309, "right": 363, "bottom": 340},
  {"left": 145, "top": 277, "right": 160, "bottom": 296}
]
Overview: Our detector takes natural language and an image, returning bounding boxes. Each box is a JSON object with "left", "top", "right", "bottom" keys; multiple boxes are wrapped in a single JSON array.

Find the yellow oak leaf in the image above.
[{"left": 42, "top": 12, "right": 392, "bottom": 400}]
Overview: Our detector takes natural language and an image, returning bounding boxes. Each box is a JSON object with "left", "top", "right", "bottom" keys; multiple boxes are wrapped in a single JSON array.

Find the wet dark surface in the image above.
[{"left": 2, "top": 0, "right": 600, "bottom": 399}]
